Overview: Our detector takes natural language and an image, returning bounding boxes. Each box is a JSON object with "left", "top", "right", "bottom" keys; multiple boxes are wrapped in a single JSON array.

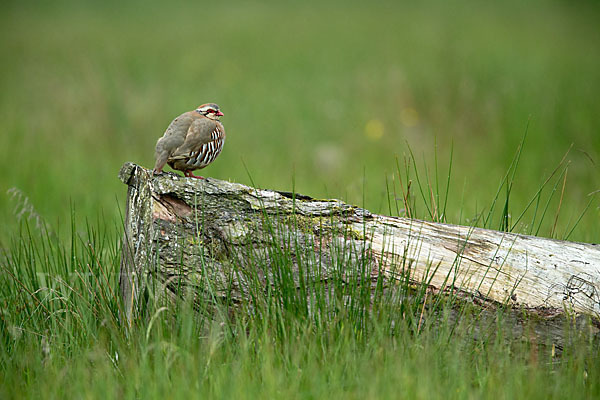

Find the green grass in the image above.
[
  {"left": 1, "top": 0, "right": 600, "bottom": 398},
  {"left": 1, "top": 213, "right": 599, "bottom": 399},
  {"left": 1, "top": 0, "right": 599, "bottom": 241}
]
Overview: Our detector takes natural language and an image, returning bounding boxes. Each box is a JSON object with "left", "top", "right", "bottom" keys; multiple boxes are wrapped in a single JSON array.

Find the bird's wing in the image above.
[
  {"left": 153, "top": 114, "right": 194, "bottom": 172},
  {"left": 169, "top": 118, "right": 216, "bottom": 159}
]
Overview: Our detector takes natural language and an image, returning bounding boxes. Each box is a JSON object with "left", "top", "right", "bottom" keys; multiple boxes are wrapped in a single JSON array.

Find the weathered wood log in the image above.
[{"left": 119, "top": 162, "right": 600, "bottom": 344}]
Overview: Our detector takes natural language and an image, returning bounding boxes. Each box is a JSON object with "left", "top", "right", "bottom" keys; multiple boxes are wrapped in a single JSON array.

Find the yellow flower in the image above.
[{"left": 365, "top": 119, "right": 384, "bottom": 140}]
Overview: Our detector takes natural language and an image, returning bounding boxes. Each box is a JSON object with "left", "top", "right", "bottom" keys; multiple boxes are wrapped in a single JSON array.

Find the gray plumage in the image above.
[{"left": 153, "top": 103, "right": 225, "bottom": 179}]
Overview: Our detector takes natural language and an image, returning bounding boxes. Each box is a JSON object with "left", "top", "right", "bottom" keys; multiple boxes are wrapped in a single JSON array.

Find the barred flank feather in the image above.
[{"left": 187, "top": 127, "right": 225, "bottom": 169}]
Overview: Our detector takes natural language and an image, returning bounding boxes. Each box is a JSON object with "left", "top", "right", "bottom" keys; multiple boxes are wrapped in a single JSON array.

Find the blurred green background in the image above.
[{"left": 1, "top": 0, "right": 599, "bottom": 241}]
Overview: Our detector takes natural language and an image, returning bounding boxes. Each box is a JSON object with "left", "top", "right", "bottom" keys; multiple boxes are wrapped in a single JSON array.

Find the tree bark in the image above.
[{"left": 118, "top": 162, "right": 600, "bottom": 344}]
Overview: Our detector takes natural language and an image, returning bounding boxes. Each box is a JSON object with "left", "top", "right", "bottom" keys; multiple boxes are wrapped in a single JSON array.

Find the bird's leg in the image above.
[{"left": 184, "top": 170, "right": 205, "bottom": 179}]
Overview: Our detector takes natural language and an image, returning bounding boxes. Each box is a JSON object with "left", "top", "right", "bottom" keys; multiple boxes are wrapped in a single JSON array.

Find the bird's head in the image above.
[{"left": 196, "top": 103, "right": 224, "bottom": 121}]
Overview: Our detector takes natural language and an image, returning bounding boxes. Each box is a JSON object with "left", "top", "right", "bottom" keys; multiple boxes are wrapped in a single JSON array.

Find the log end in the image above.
[{"left": 119, "top": 162, "right": 139, "bottom": 185}]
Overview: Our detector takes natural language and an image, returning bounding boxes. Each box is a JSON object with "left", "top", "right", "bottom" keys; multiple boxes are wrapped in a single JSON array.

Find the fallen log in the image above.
[{"left": 118, "top": 162, "right": 600, "bottom": 344}]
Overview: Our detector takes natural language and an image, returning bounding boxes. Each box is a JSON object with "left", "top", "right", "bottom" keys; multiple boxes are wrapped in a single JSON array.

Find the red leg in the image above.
[{"left": 184, "top": 170, "right": 205, "bottom": 179}]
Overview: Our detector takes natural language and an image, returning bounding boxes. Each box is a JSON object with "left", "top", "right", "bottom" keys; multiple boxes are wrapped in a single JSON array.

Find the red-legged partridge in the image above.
[{"left": 153, "top": 103, "right": 226, "bottom": 179}]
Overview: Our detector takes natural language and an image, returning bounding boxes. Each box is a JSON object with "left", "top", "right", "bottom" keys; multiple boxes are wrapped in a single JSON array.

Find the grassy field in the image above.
[{"left": 1, "top": 0, "right": 600, "bottom": 398}]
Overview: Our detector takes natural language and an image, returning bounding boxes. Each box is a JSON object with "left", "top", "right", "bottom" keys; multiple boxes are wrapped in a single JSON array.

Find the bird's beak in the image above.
[{"left": 216, "top": 111, "right": 224, "bottom": 116}]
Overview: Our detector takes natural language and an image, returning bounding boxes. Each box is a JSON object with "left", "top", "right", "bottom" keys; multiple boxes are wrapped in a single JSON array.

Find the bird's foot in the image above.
[{"left": 184, "top": 170, "right": 205, "bottom": 179}]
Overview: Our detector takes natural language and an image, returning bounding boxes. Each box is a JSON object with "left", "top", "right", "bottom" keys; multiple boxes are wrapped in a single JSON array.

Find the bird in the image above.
[{"left": 153, "top": 103, "right": 226, "bottom": 179}]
